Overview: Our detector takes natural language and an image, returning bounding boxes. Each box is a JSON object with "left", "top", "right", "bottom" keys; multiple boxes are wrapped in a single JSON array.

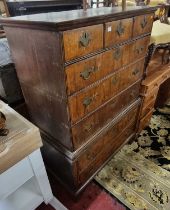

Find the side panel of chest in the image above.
[
  {"left": 3, "top": 8, "right": 156, "bottom": 194},
  {"left": 4, "top": 27, "right": 73, "bottom": 150}
]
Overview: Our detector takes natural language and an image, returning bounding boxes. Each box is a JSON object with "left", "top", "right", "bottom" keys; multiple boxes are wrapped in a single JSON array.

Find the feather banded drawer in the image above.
[{"left": 0, "top": 6, "right": 157, "bottom": 194}]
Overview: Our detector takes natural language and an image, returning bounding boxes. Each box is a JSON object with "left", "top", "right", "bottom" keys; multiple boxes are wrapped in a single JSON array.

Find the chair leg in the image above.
[{"left": 144, "top": 43, "right": 156, "bottom": 77}]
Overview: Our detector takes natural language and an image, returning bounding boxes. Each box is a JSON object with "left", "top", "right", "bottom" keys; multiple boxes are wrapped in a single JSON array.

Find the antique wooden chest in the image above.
[{"left": 1, "top": 6, "right": 157, "bottom": 194}]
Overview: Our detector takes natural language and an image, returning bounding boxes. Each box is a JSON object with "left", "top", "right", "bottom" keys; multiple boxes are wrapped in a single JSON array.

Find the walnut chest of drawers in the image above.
[{"left": 1, "top": 6, "right": 157, "bottom": 194}]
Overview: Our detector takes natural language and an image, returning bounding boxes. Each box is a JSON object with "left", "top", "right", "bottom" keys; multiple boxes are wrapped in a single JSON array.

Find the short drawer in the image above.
[
  {"left": 105, "top": 18, "right": 133, "bottom": 47},
  {"left": 71, "top": 82, "right": 141, "bottom": 150},
  {"left": 0, "top": 157, "right": 34, "bottom": 200},
  {"left": 133, "top": 14, "right": 154, "bottom": 37},
  {"left": 138, "top": 109, "right": 153, "bottom": 133},
  {"left": 63, "top": 24, "right": 103, "bottom": 61},
  {"left": 68, "top": 59, "right": 144, "bottom": 123},
  {"left": 77, "top": 122, "right": 136, "bottom": 185},
  {"left": 77, "top": 102, "right": 139, "bottom": 173},
  {"left": 140, "top": 99, "right": 155, "bottom": 119},
  {"left": 133, "top": 36, "right": 150, "bottom": 61}
]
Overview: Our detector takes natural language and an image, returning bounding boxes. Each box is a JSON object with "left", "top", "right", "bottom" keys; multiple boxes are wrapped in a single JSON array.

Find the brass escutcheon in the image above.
[
  {"left": 79, "top": 31, "right": 91, "bottom": 47},
  {"left": 116, "top": 21, "right": 125, "bottom": 36},
  {"left": 140, "top": 16, "right": 148, "bottom": 29},
  {"left": 135, "top": 46, "right": 144, "bottom": 54},
  {"left": 80, "top": 66, "right": 99, "bottom": 80},
  {"left": 114, "top": 48, "right": 121, "bottom": 60},
  {"left": 83, "top": 97, "right": 93, "bottom": 107},
  {"left": 132, "top": 68, "right": 140, "bottom": 75},
  {"left": 112, "top": 75, "right": 118, "bottom": 84}
]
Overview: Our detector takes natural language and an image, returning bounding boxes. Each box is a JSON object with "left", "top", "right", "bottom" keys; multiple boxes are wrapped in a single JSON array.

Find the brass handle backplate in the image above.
[
  {"left": 80, "top": 66, "right": 99, "bottom": 80},
  {"left": 79, "top": 32, "right": 91, "bottom": 47},
  {"left": 84, "top": 123, "right": 93, "bottom": 132},
  {"left": 135, "top": 46, "right": 144, "bottom": 55},
  {"left": 140, "top": 16, "right": 147, "bottom": 29},
  {"left": 83, "top": 93, "right": 98, "bottom": 107},
  {"left": 116, "top": 21, "right": 125, "bottom": 36},
  {"left": 87, "top": 152, "right": 95, "bottom": 161},
  {"left": 132, "top": 68, "right": 140, "bottom": 76},
  {"left": 112, "top": 75, "right": 118, "bottom": 85},
  {"left": 114, "top": 48, "right": 121, "bottom": 60},
  {"left": 83, "top": 97, "right": 93, "bottom": 107}
]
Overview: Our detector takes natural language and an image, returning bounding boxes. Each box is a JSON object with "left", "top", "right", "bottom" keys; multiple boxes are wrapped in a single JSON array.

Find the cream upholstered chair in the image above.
[
  {"left": 145, "top": 3, "right": 170, "bottom": 71},
  {"left": 85, "top": 0, "right": 170, "bottom": 67}
]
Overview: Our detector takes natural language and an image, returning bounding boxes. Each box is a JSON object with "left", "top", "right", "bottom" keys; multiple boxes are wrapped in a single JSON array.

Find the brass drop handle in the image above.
[
  {"left": 87, "top": 152, "right": 95, "bottom": 161},
  {"left": 111, "top": 100, "right": 117, "bottom": 108},
  {"left": 154, "top": 83, "right": 159, "bottom": 87},
  {"left": 150, "top": 94, "right": 156, "bottom": 100},
  {"left": 130, "top": 90, "right": 136, "bottom": 97},
  {"left": 132, "top": 68, "right": 140, "bottom": 76},
  {"left": 140, "top": 16, "right": 148, "bottom": 29},
  {"left": 84, "top": 123, "right": 93, "bottom": 132},
  {"left": 83, "top": 93, "right": 98, "bottom": 107},
  {"left": 162, "top": 75, "right": 168, "bottom": 80},
  {"left": 83, "top": 97, "right": 93, "bottom": 107},
  {"left": 114, "top": 48, "right": 121, "bottom": 60},
  {"left": 112, "top": 75, "right": 118, "bottom": 85},
  {"left": 79, "top": 31, "right": 91, "bottom": 47},
  {"left": 116, "top": 21, "right": 125, "bottom": 36},
  {"left": 80, "top": 66, "right": 99, "bottom": 80},
  {"left": 135, "top": 46, "right": 144, "bottom": 55}
]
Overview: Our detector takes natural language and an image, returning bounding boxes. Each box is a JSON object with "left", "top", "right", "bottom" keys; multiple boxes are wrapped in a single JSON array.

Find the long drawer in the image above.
[
  {"left": 71, "top": 81, "right": 141, "bottom": 150},
  {"left": 77, "top": 122, "right": 136, "bottom": 185},
  {"left": 68, "top": 59, "right": 144, "bottom": 123},
  {"left": 66, "top": 36, "right": 149, "bottom": 95},
  {"left": 76, "top": 101, "right": 139, "bottom": 174}
]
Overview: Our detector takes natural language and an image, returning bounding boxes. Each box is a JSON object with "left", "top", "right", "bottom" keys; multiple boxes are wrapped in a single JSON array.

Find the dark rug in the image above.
[{"left": 95, "top": 102, "right": 170, "bottom": 210}]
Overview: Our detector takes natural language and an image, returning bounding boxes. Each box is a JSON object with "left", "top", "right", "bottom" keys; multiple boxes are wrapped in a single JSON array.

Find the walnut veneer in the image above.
[
  {"left": 1, "top": 6, "right": 157, "bottom": 194},
  {"left": 138, "top": 66, "right": 170, "bottom": 133}
]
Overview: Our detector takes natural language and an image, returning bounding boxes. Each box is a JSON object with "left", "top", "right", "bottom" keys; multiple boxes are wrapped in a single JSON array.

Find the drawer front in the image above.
[
  {"left": 77, "top": 123, "right": 136, "bottom": 185},
  {"left": 105, "top": 18, "right": 133, "bottom": 47},
  {"left": 77, "top": 103, "right": 139, "bottom": 173},
  {"left": 66, "top": 37, "right": 148, "bottom": 95},
  {"left": 133, "top": 36, "right": 150, "bottom": 61},
  {"left": 0, "top": 157, "right": 34, "bottom": 200},
  {"left": 63, "top": 24, "right": 103, "bottom": 61},
  {"left": 142, "top": 69, "right": 170, "bottom": 95},
  {"left": 133, "top": 14, "right": 154, "bottom": 37},
  {"left": 68, "top": 59, "right": 144, "bottom": 123},
  {"left": 142, "top": 89, "right": 158, "bottom": 108},
  {"left": 140, "top": 99, "right": 155, "bottom": 119},
  {"left": 138, "top": 109, "right": 153, "bottom": 133},
  {"left": 66, "top": 51, "right": 111, "bottom": 95},
  {"left": 71, "top": 82, "right": 141, "bottom": 150}
]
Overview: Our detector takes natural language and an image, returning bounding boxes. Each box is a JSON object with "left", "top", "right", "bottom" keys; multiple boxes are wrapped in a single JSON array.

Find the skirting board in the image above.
[{"left": 49, "top": 197, "right": 68, "bottom": 210}]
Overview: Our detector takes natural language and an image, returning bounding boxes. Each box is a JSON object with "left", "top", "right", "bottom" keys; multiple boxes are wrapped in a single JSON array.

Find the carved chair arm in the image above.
[{"left": 158, "top": 3, "right": 170, "bottom": 24}]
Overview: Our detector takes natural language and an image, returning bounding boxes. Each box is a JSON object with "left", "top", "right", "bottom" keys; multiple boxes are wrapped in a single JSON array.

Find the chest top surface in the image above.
[{"left": 0, "top": 6, "right": 157, "bottom": 31}]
